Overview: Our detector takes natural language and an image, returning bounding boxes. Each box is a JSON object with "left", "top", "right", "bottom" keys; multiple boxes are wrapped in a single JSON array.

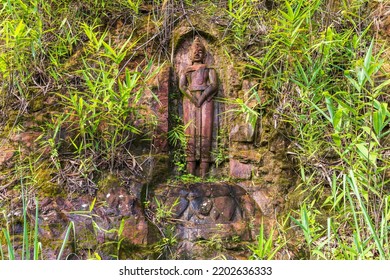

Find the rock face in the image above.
[
  {"left": 1, "top": 181, "right": 265, "bottom": 260},
  {"left": 230, "top": 124, "right": 255, "bottom": 143},
  {"left": 229, "top": 159, "right": 253, "bottom": 179},
  {"left": 0, "top": 5, "right": 297, "bottom": 260},
  {"left": 151, "top": 183, "right": 262, "bottom": 242},
  {"left": 0, "top": 141, "right": 14, "bottom": 167},
  {"left": 152, "top": 66, "right": 170, "bottom": 153},
  {"left": 32, "top": 183, "right": 148, "bottom": 259}
]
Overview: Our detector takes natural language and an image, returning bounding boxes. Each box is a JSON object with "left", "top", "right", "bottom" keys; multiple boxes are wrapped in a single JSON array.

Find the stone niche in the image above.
[
  {"left": 170, "top": 27, "right": 295, "bottom": 188},
  {"left": 141, "top": 24, "right": 296, "bottom": 258},
  {"left": 170, "top": 29, "right": 225, "bottom": 164}
]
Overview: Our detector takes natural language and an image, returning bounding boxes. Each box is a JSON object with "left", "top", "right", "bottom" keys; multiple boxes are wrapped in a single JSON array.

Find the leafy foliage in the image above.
[{"left": 248, "top": 0, "right": 390, "bottom": 259}]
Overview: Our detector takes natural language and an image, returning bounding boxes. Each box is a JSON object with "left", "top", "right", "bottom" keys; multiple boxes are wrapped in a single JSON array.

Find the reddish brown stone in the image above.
[
  {"left": 153, "top": 66, "right": 170, "bottom": 152},
  {"left": 0, "top": 143, "right": 14, "bottom": 166},
  {"left": 23, "top": 185, "right": 149, "bottom": 259},
  {"left": 252, "top": 189, "right": 274, "bottom": 216},
  {"left": 230, "top": 149, "right": 262, "bottom": 162},
  {"left": 121, "top": 217, "right": 148, "bottom": 245},
  {"left": 229, "top": 159, "right": 252, "bottom": 179},
  {"left": 230, "top": 124, "right": 255, "bottom": 142},
  {"left": 213, "top": 196, "right": 236, "bottom": 222},
  {"left": 229, "top": 65, "right": 242, "bottom": 90},
  {"left": 10, "top": 131, "right": 42, "bottom": 148},
  {"left": 152, "top": 182, "right": 262, "bottom": 243}
]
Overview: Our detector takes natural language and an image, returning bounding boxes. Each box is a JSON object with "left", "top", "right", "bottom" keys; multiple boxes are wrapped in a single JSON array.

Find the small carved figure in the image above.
[{"left": 179, "top": 36, "right": 218, "bottom": 177}]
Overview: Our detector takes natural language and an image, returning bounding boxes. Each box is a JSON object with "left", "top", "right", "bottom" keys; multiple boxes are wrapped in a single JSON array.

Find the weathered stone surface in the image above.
[
  {"left": 151, "top": 182, "right": 262, "bottom": 242},
  {"left": 0, "top": 142, "right": 14, "bottom": 166},
  {"left": 9, "top": 131, "right": 42, "bottom": 149},
  {"left": 152, "top": 66, "right": 170, "bottom": 153},
  {"left": 382, "top": 13, "right": 390, "bottom": 37},
  {"left": 230, "top": 149, "right": 264, "bottom": 163},
  {"left": 269, "top": 133, "right": 288, "bottom": 153},
  {"left": 229, "top": 159, "right": 253, "bottom": 179},
  {"left": 141, "top": 154, "right": 170, "bottom": 186},
  {"left": 241, "top": 79, "right": 254, "bottom": 93},
  {"left": 228, "top": 65, "right": 242, "bottom": 90},
  {"left": 230, "top": 123, "right": 255, "bottom": 143},
  {"left": 251, "top": 189, "right": 274, "bottom": 216},
  {"left": 237, "top": 180, "right": 286, "bottom": 219},
  {"left": 98, "top": 186, "right": 148, "bottom": 245},
  {"left": 21, "top": 184, "right": 149, "bottom": 259}
]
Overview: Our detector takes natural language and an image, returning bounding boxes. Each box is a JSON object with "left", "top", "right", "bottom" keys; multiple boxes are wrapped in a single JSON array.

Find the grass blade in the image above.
[
  {"left": 2, "top": 228, "right": 15, "bottom": 260},
  {"left": 348, "top": 170, "right": 385, "bottom": 259},
  {"left": 57, "top": 221, "right": 74, "bottom": 260},
  {"left": 33, "top": 198, "right": 39, "bottom": 260}
]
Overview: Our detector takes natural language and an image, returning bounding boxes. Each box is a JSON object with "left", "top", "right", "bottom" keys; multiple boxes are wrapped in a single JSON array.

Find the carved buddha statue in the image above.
[{"left": 179, "top": 36, "right": 218, "bottom": 177}]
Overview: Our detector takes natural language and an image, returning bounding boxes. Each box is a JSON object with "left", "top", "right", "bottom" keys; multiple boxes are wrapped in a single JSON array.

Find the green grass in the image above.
[
  {"left": 0, "top": 197, "right": 76, "bottom": 260},
  {"left": 1, "top": 195, "right": 41, "bottom": 260},
  {"left": 249, "top": 222, "right": 286, "bottom": 260},
  {"left": 246, "top": 0, "right": 390, "bottom": 259}
]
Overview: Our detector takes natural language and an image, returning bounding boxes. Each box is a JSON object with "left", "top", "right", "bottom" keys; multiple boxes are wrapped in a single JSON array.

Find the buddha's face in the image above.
[{"left": 192, "top": 47, "right": 205, "bottom": 63}]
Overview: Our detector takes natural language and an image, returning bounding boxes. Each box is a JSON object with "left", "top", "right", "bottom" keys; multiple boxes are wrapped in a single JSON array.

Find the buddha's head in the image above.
[{"left": 190, "top": 36, "right": 206, "bottom": 64}]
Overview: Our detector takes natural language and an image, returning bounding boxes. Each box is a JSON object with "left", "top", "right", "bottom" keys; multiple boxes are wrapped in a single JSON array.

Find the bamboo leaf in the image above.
[
  {"left": 2, "top": 228, "right": 15, "bottom": 260},
  {"left": 363, "top": 39, "right": 374, "bottom": 72},
  {"left": 348, "top": 171, "right": 385, "bottom": 259},
  {"left": 14, "top": 20, "right": 26, "bottom": 37},
  {"left": 356, "top": 142, "right": 377, "bottom": 166},
  {"left": 346, "top": 75, "right": 361, "bottom": 92},
  {"left": 333, "top": 109, "right": 344, "bottom": 131},
  {"left": 118, "top": 218, "right": 125, "bottom": 237},
  {"left": 57, "top": 221, "right": 74, "bottom": 260},
  {"left": 89, "top": 197, "right": 96, "bottom": 213},
  {"left": 324, "top": 93, "right": 335, "bottom": 121},
  {"left": 33, "top": 198, "right": 39, "bottom": 260}
]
